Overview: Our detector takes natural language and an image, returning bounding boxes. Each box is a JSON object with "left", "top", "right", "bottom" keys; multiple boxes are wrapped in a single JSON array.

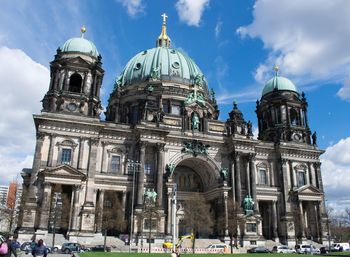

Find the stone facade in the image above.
[{"left": 17, "top": 23, "right": 327, "bottom": 247}]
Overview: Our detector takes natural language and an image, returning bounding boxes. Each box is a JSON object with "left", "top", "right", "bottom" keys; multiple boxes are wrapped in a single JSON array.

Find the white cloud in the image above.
[
  {"left": 117, "top": 0, "right": 145, "bottom": 18},
  {"left": 215, "top": 19, "right": 223, "bottom": 38},
  {"left": 237, "top": 0, "right": 350, "bottom": 98},
  {"left": 0, "top": 47, "right": 49, "bottom": 184},
  {"left": 337, "top": 75, "right": 350, "bottom": 100},
  {"left": 175, "top": 0, "right": 210, "bottom": 27},
  {"left": 321, "top": 137, "right": 350, "bottom": 211}
]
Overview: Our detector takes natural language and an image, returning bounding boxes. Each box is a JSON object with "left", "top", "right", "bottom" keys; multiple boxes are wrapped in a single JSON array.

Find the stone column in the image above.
[
  {"left": 82, "top": 72, "right": 87, "bottom": 94},
  {"left": 289, "top": 161, "right": 296, "bottom": 188},
  {"left": 137, "top": 142, "right": 147, "bottom": 206},
  {"left": 230, "top": 154, "right": 236, "bottom": 203},
  {"left": 83, "top": 138, "right": 99, "bottom": 208},
  {"left": 223, "top": 192, "right": 229, "bottom": 236},
  {"left": 269, "top": 160, "right": 275, "bottom": 186},
  {"left": 100, "top": 142, "right": 106, "bottom": 173},
  {"left": 122, "top": 191, "right": 127, "bottom": 219},
  {"left": 234, "top": 153, "right": 242, "bottom": 205},
  {"left": 272, "top": 200, "right": 278, "bottom": 239},
  {"left": 38, "top": 182, "right": 52, "bottom": 230},
  {"left": 156, "top": 143, "right": 165, "bottom": 207},
  {"left": 281, "top": 159, "right": 291, "bottom": 214},
  {"left": 249, "top": 153, "right": 257, "bottom": 212},
  {"left": 69, "top": 186, "right": 80, "bottom": 231},
  {"left": 246, "top": 158, "right": 251, "bottom": 196},
  {"left": 47, "top": 134, "right": 55, "bottom": 167},
  {"left": 314, "top": 162, "right": 323, "bottom": 191},
  {"left": 299, "top": 201, "right": 305, "bottom": 237},
  {"left": 167, "top": 189, "right": 173, "bottom": 234},
  {"left": 77, "top": 137, "right": 86, "bottom": 170},
  {"left": 96, "top": 190, "right": 104, "bottom": 233},
  {"left": 308, "top": 162, "right": 316, "bottom": 186}
]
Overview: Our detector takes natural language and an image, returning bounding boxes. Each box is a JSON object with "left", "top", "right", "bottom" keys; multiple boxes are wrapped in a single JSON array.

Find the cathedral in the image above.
[{"left": 17, "top": 17, "right": 328, "bottom": 247}]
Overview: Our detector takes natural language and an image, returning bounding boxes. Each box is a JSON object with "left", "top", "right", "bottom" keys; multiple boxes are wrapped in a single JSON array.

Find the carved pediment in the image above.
[
  {"left": 295, "top": 185, "right": 322, "bottom": 195},
  {"left": 294, "top": 185, "right": 323, "bottom": 201},
  {"left": 40, "top": 165, "right": 86, "bottom": 180},
  {"left": 65, "top": 56, "right": 91, "bottom": 67}
]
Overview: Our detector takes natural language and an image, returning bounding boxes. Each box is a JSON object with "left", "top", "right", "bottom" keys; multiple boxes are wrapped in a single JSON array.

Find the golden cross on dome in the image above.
[
  {"left": 273, "top": 65, "right": 279, "bottom": 76},
  {"left": 161, "top": 13, "right": 168, "bottom": 24}
]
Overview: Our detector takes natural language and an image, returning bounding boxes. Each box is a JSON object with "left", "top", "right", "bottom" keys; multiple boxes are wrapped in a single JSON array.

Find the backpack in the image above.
[{"left": 0, "top": 242, "right": 9, "bottom": 255}]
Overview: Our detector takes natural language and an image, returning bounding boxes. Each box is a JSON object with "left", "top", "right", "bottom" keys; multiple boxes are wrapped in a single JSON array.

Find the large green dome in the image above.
[
  {"left": 62, "top": 37, "right": 99, "bottom": 57},
  {"left": 117, "top": 46, "right": 208, "bottom": 92},
  {"left": 262, "top": 75, "right": 298, "bottom": 96}
]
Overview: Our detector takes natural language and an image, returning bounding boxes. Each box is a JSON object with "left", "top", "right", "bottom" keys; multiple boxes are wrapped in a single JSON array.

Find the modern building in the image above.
[
  {"left": 0, "top": 183, "right": 22, "bottom": 232},
  {"left": 18, "top": 18, "right": 328, "bottom": 246}
]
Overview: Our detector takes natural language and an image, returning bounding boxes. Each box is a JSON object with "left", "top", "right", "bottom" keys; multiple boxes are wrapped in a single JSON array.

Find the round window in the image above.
[
  {"left": 135, "top": 63, "right": 142, "bottom": 70},
  {"left": 172, "top": 62, "right": 180, "bottom": 69}
]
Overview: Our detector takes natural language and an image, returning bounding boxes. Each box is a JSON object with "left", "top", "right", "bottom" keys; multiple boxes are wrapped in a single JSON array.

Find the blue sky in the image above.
[{"left": 0, "top": 0, "right": 349, "bottom": 212}]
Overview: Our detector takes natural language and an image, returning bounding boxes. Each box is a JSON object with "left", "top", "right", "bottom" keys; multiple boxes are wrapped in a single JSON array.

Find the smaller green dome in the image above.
[
  {"left": 62, "top": 37, "right": 99, "bottom": 57},
  {"left": 262, "top": 75, "right": 298, "bottom": 96}
]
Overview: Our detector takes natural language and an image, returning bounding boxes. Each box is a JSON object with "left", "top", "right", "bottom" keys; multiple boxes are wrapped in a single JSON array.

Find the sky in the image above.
[{"left": 0, "top": 0, "right": 349, "bottom": 212}]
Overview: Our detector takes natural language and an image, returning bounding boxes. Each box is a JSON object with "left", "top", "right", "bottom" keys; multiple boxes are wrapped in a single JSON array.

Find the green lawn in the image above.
[
  {"left": 78, "top": 253, "right": 312, "bottom": 257},
  {"left": 79, "top": 253, "right": 350, "bottom": 257}
]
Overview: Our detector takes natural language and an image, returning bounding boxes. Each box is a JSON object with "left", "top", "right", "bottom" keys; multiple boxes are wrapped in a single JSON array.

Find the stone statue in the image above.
[
  {"left": 220, "top": 168, "right": 229, "bottom": 181},
  {"left": 192, "top": 113, "right": 200, "bottom": 130},
  {"left": 144, "top": 188, "right": 157, "bottom": 205},
  {"left": 114, "top": 75, "right": 123, "bottom": 89},
  {"left": 312, "top": 131, "right": 317, "bottom": 145},
  {"left": 210, "top": 88, "right": 216, "bottom": 103},
  {"left": 247, "top": 120, "right": 253, "bottom": 136},
  {"left": 194, "top": 73, "right": 204, "bottom": 87},
  {"left": 150, "top": 66, "right": 160, "bottom": 80},
  {"left": 243, "top": 195, "right": 254, "bottom": 215}
]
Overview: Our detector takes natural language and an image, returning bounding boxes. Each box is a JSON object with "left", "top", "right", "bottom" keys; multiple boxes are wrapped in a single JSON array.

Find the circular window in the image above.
[
  {"left": 170, "top": 49, "right": 176, "bottom": 54},
  {"left": 172, "top": 62, "right": 180, "bottom": 69},
  {"left": 142, "top": 50, "right": 147, "bottom": 55},
  {"left": 67, "top": 103, "right": 77, "bottom": 112},
  {"left": 135, "top": 63, "right": 142, "bottom": 70}
]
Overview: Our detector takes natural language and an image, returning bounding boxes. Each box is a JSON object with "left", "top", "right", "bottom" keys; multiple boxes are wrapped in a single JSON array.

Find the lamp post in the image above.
[
  {"left": 52, "top": 192, "right": 60, "bottom": 249},
  {"left": 128, "top": 159, "right": 140, "bottom": 253},
  {"left": 172, "top": 184, "right": 177, "bottom": 253}
]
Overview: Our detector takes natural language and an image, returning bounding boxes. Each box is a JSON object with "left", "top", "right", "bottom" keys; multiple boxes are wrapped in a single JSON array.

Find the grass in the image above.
[
  {"left": 79, "top": 253, "right": 337, "bottom": 257},
  {"left": 79, "top": 253, "right": 350, "bottom": 257}
]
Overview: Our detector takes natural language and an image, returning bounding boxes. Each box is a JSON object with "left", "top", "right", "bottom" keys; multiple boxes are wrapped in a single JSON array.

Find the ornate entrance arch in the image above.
[{"left": 168, "top": 153, "right": 221, "bottom": 191}]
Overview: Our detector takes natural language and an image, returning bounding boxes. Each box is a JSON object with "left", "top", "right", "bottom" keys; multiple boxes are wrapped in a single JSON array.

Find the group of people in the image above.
[{"left": 0, "top": 235, "right": 48, "bottom": 257}]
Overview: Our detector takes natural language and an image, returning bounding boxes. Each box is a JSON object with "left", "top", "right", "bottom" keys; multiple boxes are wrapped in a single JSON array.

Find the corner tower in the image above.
[
  {"left": 42, "top": 27, "right": 104, "bottom": 118},
  {"left": 256, "top": 66, "right": 311, "bottom": 144}
]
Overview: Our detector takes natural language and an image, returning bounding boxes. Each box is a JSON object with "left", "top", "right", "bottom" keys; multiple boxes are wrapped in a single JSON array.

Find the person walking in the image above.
[
  {"left": 31, "top": 239, "right": 47, "bottom": 257},
  {"left": 0, "top": 235, "right": 17, "bottom": 257}
]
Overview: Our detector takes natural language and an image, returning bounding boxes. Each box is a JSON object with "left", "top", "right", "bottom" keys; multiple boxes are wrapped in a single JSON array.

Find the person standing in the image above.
[{"left": 0, "top": 235, "right": 17, "bottom": 257}]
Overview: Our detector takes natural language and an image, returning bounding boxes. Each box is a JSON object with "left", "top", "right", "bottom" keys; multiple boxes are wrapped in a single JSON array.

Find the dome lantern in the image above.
[
  {"left": 61, "top": 27, "right": 99, "bottom": 57},
  {"left": 261, "top": 67, "right": 298, "bottom": 96},
  {"left": 156, "top": 13, "right": 171, "bottom": 48}
]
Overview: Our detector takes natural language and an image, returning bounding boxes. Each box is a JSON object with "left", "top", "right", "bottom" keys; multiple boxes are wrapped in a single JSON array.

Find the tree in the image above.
[
  {"left": 99, "top": 191, "right": 127, "bottom": 251},
  {"left": 181, "top": 194, "right": 214, "bottom": 253}
]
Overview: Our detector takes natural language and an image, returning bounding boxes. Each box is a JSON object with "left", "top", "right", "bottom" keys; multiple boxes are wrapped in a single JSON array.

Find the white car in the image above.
[
  {"left": 296, "top": 244, "right": 320, "bottom": 254},
  {"left": 272, "top": 245, "right": 296, "bottom": 253}
]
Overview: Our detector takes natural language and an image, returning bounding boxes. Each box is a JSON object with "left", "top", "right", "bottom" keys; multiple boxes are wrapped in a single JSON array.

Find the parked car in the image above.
[
  {"left": 272, "top": 245, "right": 296, "bottom": 253},
  {"left": 61, "top": 242, "right": 82, "bottom": 254},
  {"left": 247, "top": 246, "right": 271, "bottom": 253},
  {"left": 90, "top": 244, "right": 111, "bottom": 252},
  {"left": 207, "top": 244, "right": 229, "bottom": 253},
  {"left": 296, "top": 244, "right": 320, "bottom": 254},
  {"left": 332, "top": 243, "right": 350, "bottom": 252}
]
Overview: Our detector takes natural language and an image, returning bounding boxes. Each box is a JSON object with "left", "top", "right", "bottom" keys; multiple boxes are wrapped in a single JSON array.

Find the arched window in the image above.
[
  {"left": 69, "top": 73, "right": 82, "bottom": 93},
  {"left": 290, "top": 108, "right": 299, "bottom": 126}
]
